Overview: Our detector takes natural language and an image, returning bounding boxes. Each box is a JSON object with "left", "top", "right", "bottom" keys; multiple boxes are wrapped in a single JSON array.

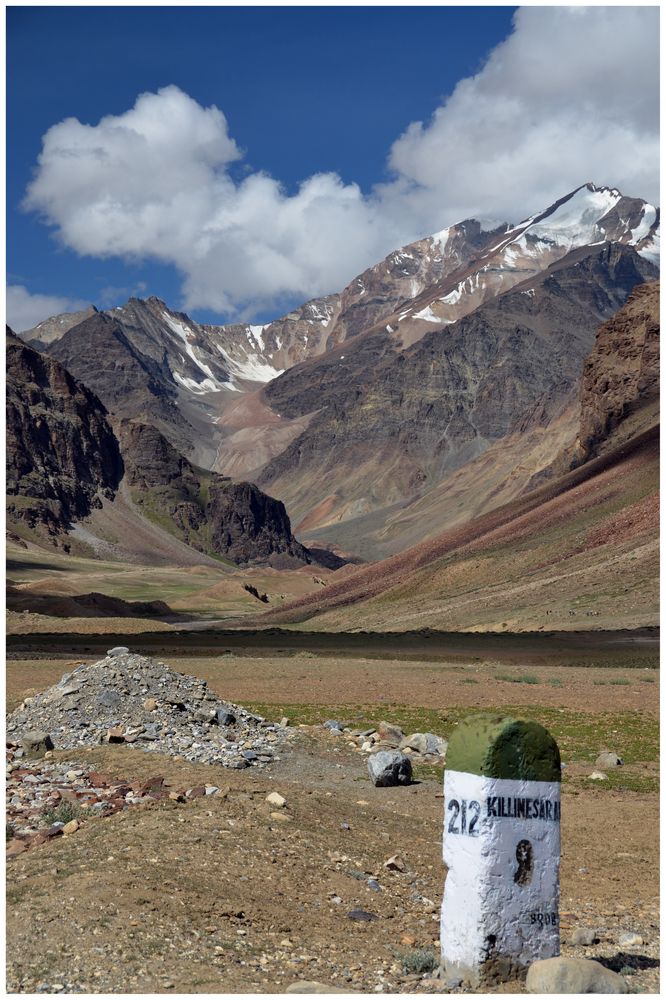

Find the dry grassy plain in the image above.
[{"left": 6, "top": 642, "right": 659, "bottom": 994}]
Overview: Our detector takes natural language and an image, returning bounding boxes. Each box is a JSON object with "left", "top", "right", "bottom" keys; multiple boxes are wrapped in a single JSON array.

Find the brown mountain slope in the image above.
[
  {"left": 252, "top": 285, "right": 660, "bottom": 630},
  {"left": 253, "top": 426, "right": 658, "bottom": 632},
  {"left": 6, "top": 333, "right": 335, "bottom": 569},
  {"left": 322, "top": 279, "right": 660, "bottom": 561}
]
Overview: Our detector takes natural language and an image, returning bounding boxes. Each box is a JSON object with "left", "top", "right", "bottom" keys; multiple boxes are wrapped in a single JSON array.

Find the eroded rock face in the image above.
[
  {"left": 577, "top": 281, "right": 659, "bottom": 458},
  {"left": 117, "top": 419, "right": 311, "bottom": 566},
  {"left": 6, "top": 330, "right": 122, "bottom": 535}
]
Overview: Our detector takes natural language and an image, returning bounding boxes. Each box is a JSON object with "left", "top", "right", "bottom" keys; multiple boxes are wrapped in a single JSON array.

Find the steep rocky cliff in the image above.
[
  {"left": 117, "top": 420, "right": 313, "bottom": 567},
  {"left": 577, "top": 280, "right": 659, "bottom": 458},
  {"left": 6, "top": 330, "right": 122, "bottom": 537}
]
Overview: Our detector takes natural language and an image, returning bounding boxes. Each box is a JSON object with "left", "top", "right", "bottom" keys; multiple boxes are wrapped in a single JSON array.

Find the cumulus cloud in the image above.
[
  {"left": 6, "top": 285, "right": 89, "bottom": 333},
  {"left": 23, "top": 8, "right": 659, "bottom": 318},
  {"left": 383, "top": 6, "right": 660, "bottom": 226}
]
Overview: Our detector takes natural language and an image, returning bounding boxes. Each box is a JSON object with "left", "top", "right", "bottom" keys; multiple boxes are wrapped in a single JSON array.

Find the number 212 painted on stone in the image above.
[{"left": 447, "top": 798, "right": 480, "bottom": 836}]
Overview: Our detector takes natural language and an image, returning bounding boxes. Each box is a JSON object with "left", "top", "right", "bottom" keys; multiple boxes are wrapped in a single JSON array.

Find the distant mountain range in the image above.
[{"left": 10, "top": 182, "right": 660, "bottom": 605}]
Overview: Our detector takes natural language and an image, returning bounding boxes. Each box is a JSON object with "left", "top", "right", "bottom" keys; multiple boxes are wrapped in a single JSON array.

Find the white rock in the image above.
[{"left": 266, "top": 791, "right": 287, "bottom": 808}]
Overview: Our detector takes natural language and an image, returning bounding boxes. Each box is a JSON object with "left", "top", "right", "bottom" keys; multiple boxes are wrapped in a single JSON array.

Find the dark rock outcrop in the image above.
[
  {"left": 117, "top": 420, "right": 312, "bottom": 566},
  {"left": 6, "top": 330, "right": 122, "bottom": 536}
]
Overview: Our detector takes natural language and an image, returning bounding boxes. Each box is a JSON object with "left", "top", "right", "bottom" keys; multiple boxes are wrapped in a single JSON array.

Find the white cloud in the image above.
[
  {"left": 6, "top": 285, "right": 89, "bottom": 333},
  {"left": 383, "top": 6, "right": 660, "bottom": 227},
  {"left": 23, "top": 8, "right": 659, "bottom": 318}
]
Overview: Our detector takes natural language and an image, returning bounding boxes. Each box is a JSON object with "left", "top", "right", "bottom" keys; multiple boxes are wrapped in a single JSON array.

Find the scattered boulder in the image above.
[
  {"left": 589, "top": 771, "right": 608, "bottom": 781},
  {"left": 367, "top": 750, "right": 412, "bottom": 787},
  {"left": 62, "top": 819, "right": 80, "bottom": 835},
  {"left": 216, "top": 709, "right": 236, "bottom": 727},
  {"left": 526, "top": 957, "right": 628, "bottom": 994},
  {"left": 347, "top": 909, "right": 378, "bottom": 922},
  {"left": 6, "top": 839, "right": 28, "bottom": 858},
  {"left": 400, "top": 732, "right": 448, "bottom": 757},
  {"left": 323, "top": 720, "right": 344, "bottom": 732},
  {"left": 107, "top": 646, "right": 130, "bottom": 657},
  {"left": 596, "top": 751, "right": 623, "bottom": 768},
  {"left": 618, "top": 931, "right": 644, "bottom": 948},
  {"left": 266, "top": 792, "right": 287, "bottom": 808},
  {"left": 377, "top": 721, "right": 405, "bottom": 745},
  {"left": 572, "top": 927, "right": 599, "bottom": 946},
  {"left": 20, "top": 731, "right": 54, "bottom": 759}
]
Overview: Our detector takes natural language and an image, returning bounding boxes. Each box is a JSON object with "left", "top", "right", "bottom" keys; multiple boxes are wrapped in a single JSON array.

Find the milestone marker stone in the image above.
[{"left": 441, "top": 714, "right": 561, "bottom": 987}]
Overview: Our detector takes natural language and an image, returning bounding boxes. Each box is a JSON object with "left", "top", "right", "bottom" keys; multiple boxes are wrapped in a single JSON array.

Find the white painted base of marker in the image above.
[{"left": 441, "top": 768, "right": 560, "bottom": 985}]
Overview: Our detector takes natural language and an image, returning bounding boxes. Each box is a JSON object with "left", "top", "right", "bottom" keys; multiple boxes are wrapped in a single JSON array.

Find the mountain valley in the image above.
[{"left": 8, "top": 182, "right": 660, "bottom": 634}]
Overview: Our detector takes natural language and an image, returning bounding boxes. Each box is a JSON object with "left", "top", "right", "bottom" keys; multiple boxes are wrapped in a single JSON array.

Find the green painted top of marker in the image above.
[{"left": 446, "top": 714, "right": 561, "bottom": 783}]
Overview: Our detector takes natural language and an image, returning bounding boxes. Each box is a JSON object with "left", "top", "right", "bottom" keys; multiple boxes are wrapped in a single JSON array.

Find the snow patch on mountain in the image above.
[
  {"left": 173, "top": 371, "right": 221, "bottom": 394},
  {"left": 631, "top": 206, "right": 658, "bottom": 244},
  {"left": 430, "top": 227, "right": 452, "bottom": 254},
  {"left": 413, "top": 305, "right": 443, "bottom": 323},
  {"left": 638, "top": 231, "right": 660, "bottom": 266},
  {"left": 248, "top": 325, "right": 266, "bottom": 351},
  {"left": 527, "top": 186, "right": 621, "bottom": 249},
  {"left": 216, "top": 345, "right": 285, "bottom": 387},
  {"left": 163, "top": 311, "right": 226, "bottom": 391}
]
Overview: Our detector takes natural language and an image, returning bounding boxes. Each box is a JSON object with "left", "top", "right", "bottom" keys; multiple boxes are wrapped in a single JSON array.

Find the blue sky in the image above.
[{"left": 6, "top": 6, "right": 659, "bottom": 331}]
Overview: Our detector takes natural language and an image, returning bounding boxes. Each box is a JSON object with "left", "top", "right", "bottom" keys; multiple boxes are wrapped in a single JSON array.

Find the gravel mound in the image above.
[{"left": 7, "top": 652, "right": 286, "bottom": 768}]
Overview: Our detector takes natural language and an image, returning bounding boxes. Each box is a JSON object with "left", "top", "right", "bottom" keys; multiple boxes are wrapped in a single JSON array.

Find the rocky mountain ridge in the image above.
[
  {"left": 257, "top": 244, "right": 657, "bottom": 549},
  {"left": 577, "top": 280, "right": 660, "bottom": 459},
  {"left": 20, "top": 184, "right": 659, "bottom": 476}
]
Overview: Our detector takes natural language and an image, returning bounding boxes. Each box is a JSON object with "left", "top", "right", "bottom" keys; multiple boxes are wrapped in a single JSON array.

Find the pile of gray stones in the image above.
[{"left": 7, "top": 648, "right": 288, "bottom": 769}]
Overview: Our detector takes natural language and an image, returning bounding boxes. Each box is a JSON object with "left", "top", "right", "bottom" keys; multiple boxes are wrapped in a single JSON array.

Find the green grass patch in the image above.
[
  {"left": 42, "top": 801, "right": 81, "bottom": 827},
  {"left": 496, "top": 673, "right": 540, "bottom": 684}
]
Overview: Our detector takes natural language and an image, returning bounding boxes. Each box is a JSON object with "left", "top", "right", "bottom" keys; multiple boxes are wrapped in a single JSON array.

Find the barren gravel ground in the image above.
[{"left": 6, "top": 651, "right": 659, "bottom": 994}]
